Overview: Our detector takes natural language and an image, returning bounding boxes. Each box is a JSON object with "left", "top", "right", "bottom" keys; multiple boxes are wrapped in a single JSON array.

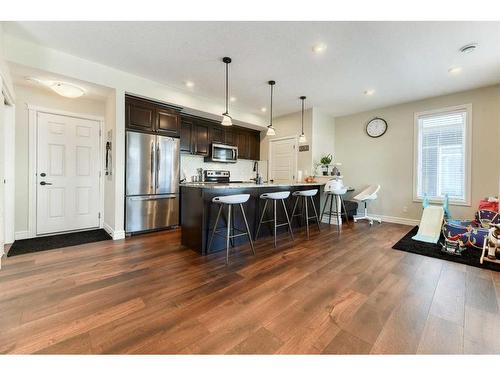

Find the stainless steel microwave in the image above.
[{"left": 206, "top": 143, "right": 238, "bottom": 163}]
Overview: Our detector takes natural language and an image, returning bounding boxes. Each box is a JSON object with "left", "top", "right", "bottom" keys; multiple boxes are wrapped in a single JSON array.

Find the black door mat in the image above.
[
  {"left": 7, "top": 229, "right": 112, "bottom": 257},
  {"left": 392, "top": 226, "right": 500, "bottom": 272}
]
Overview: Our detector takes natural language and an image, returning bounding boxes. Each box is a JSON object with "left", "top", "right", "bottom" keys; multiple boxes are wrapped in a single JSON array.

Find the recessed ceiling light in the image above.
[
  {"left": 460, "top": 43, "right": 478, "bottom": 54},
  {"left": 364, "top": 89, "right": 375, "bottom": 96},
  {"left": 185, "top": 81, "right": 195, "bottom": 88},
  {"left": 312, "top": 43, "right": 327, "bottom": 54},
  {"left": 230, "top": 96, "right": 237, "bottom": 102},
  {"left": 260, "top": 107, "right": 267, "bottom": 112},
  {"left": 448, "top": 67, "right": 462, "bottom": 75}
]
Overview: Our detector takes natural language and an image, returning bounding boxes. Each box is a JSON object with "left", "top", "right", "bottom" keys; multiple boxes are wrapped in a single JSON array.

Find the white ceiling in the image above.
[{"left": 4, "top": 21, "right": 500, "bottom": 117}]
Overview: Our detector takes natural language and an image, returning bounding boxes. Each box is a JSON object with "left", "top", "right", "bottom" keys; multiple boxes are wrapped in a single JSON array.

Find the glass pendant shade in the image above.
[
  {"left": 267, "top": 126, "right": 276, "bottom": 136},
  {"left": 221, "top": 113, "right": 232, "bottom": 126},
  {"left": 298, "top": 133, "right": 307, "bottom": 143}
]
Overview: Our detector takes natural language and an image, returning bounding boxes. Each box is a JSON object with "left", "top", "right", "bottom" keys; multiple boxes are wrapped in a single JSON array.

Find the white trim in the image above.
[
  {"left": 3, "top": 104, "right": 15, "bottom": 244},
  {"left": 103, "top": 222, "right": 125, "bottom": 240},
  {"left": 372, "top": 214, "right": 419, "bottom": 226},
  {"left": 412, "top": 103, "right": 472, "bottom": 207},
  {"left": 14, "top": 231, "right": 30, "bottom": 240},
  {"left": 268, "top": 135, "right": 299, "bottom": 182},
  {"left": 27, "top": 104, "right": 105, "bottom": 239}
]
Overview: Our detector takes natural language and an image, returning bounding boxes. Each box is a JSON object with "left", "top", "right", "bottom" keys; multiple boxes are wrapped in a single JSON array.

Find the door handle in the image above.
[
  {"left": 156, "top": 142, "right": 160, "bottom": 191},
  {"left": 40, "top": 181, "right": 52, "bottom": 186},
  {"left": 150, "top": 142, "right": 155, "bottom": 190}
]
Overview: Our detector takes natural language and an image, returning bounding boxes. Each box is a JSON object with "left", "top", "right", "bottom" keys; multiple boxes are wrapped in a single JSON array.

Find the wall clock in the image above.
[{"left": 366, "top": 117, "right": 388, "bottom": 138}]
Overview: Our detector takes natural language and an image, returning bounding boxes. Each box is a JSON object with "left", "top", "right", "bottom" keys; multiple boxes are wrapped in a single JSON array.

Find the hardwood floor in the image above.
[{"left": 1, "top": 222, "right": 500, "bottom": 354}]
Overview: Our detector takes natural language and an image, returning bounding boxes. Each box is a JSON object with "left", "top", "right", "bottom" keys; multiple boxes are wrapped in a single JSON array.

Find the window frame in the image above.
[{"left": 412, "top": 103, "right": 472, "bottom": 206}]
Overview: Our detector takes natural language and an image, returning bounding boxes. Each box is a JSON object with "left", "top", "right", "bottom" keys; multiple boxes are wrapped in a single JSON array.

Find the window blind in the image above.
[{"left": 416, "top": 109, "right": 467, "bottom": 202}]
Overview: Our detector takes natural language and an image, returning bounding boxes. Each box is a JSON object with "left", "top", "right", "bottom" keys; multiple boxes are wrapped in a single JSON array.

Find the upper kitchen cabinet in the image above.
[
  {"left": 193, "top": 121, "right": 210, "bottom": 156},
  {"left": 126, "top": 97, "right": 155, "bottom": 132},
  {"left": 248, "top": 131, "right": 261, "bottom": 161},
  {"left": 209, "top": 125, "right": 225, "bottom": 144},
  {"left": 156, "top": 107, "right": 180, "bottom": 136},
  {"left": 224, "top": 129, "right": 236, "bottom": 146},
  {"left": 126, "top": 95, "right": 181, "bottom": 136},
  {"left": 180, "top": 119, "right": 194, "bottom": 153},
  {"left": 236, "top": 130, "right": 249, "bottom": 159}
]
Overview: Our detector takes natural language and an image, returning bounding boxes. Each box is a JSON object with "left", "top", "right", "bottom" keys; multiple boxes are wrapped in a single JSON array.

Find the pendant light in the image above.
[
  {"left": 266, "top": 80, "right": 276, "bottom": 136},
  {"left": 298, "top": 96, "right": 307, "bottom": 143},
  {"left": 221, "top": 57, "right": 233, "bottom": 126}
]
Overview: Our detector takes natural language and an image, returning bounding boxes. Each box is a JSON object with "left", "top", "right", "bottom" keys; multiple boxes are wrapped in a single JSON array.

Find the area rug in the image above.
[
  {"left": 392, "top": 226, "right": 500, "bottom": 272},
  {"left": 7, "top": 229, "right": 112, "bottom": 257}
]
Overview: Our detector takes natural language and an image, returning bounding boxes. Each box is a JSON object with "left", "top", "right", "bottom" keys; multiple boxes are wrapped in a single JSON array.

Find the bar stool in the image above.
[
  {"left": 207, "top": 194, "right": 255, "bottom": 264},
  {"left": 256, "top": 191, "right": 294, "bottom": 248},
  {"left": 291, "top": 189, "right": 321, "bottom": 239},
  {"left": 321, "top": 186, "right": 349, "bottom": 235}
]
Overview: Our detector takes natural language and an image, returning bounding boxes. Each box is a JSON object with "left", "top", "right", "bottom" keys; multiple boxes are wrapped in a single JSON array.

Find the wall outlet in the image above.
[{"left": 402, "top": 206, "right": 408, "bottom": 213}]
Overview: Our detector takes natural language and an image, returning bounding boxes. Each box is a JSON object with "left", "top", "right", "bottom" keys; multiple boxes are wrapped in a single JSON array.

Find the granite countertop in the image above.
[{"left": 180, "top": 181, "right": 325, "bottom": 189}]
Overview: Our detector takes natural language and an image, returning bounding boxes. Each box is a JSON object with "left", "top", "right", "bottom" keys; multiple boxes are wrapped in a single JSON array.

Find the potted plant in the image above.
[{"left": 320, "top": 154, "right": 333, "bottom": 176}]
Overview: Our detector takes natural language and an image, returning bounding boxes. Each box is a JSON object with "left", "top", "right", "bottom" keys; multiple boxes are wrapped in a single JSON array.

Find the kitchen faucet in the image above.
[{"left": 251, "top": 161, "right": 263, "bottom": 184}]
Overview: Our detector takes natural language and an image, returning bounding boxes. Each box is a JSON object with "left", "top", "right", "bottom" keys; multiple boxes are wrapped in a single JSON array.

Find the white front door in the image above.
[
  {"left": 36, "top": 112, "right": 101, "bottom": 235},
  {"left": 269, "top": 137, "right": 297, "bottom": 183}
]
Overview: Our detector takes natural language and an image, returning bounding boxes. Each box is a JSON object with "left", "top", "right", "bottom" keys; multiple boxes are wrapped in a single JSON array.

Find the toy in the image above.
[{"left": 481, "top": 223, "right": 500, "bottom": 264}]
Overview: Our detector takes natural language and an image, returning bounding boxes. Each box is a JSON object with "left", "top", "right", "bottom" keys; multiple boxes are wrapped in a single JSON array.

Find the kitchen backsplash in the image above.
[{"left": 181, "top": 154, "right": 268, "bottom": 182}]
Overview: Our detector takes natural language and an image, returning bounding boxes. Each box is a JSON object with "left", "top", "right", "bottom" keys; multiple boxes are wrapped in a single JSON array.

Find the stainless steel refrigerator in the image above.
[{"left": 125, "top": 131, "right": 180, "bottom": 233}]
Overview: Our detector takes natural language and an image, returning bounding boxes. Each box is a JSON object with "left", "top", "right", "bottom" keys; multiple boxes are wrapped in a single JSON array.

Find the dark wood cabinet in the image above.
[
  {"left": 224, "top": 129, "right": 236, "bottom": 146},
  {"left": 248, "top": 132, "right": 261, "bottom": 161},
  {"left": 209, "top": 126, "right": 225, "bottom": 144},
  {"left": 126, "top": 96, "right": 180, "bottom": 136},
  {"left": 236, "top": 131, "right": 249, "bottom": 159},
  {"left": 156, "top": 107, "right": 180, "bottom": 136},
  {"left": 126, "top": 98, "right": 155, "bottom": 132},
  {"left": 178, "top": 114, "right": 260, "bottom": 160},
  {"left": 193, "top": 122, "right": 210, "bottom": 156},
  {"left": 180, "top": 120, "right": 194, "bottom": 153}
]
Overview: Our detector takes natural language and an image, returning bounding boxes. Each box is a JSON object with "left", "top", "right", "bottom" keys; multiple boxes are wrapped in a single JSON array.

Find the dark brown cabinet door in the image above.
[
  {"left": 156, "top": 107, "right": 180, "bottom": 136},
  {"left": 225, "top": 129, "right": 236, "bottom": 146},
  {"left": 126, "top": 99, "right": 155, "bottom": 132},
  {"left": 210, "top": 126, "right": 225, "bottom": 144},
  {"left": 180, "top": 120, "right": 193, "bottom": 153},
  {"left": 236, "top": 131, "right": 249, "bottom": 159},
  {"left": 194, "top": 123, "right": 210, "bottom": 156},
  {"left": 248, "top": 132, "right": 261, "bottom": 161}
]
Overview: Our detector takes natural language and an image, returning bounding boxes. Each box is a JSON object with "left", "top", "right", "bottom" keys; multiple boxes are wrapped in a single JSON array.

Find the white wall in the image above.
[
  {"left": 334, "top": 84, "right": 500, "bottom": 223},
  {"left": 13, "top": 84, "right": 106, "bottom": 236},
  {"left": 312, "top": 109, "right": 336, "bottom": 175}
]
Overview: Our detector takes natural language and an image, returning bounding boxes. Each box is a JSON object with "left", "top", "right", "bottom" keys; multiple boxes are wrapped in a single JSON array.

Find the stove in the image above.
[{"left": 203, "top": 170, "right": 230, "bottom": 183}]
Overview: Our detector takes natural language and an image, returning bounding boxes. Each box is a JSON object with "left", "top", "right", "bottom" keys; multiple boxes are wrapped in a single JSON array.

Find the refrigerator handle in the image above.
[
  {"left": 156, "top": 141, "right": 160, "bottom": 192},
  {"left": 150, "top": 141, "right": 155, "bottom": 190}
]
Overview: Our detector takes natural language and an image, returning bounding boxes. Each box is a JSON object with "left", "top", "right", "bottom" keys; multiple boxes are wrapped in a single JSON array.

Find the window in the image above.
[{"left": 414, "top": 104, "right": 471, "bottom": 205}]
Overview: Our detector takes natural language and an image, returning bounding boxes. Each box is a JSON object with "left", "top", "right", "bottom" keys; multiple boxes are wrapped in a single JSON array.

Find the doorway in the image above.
[
  {"left": 268, "top": 136, "right": 298, "bottom": 183},
  {"left": 29, "top": 108, "right": 104, "bottom": 237}
]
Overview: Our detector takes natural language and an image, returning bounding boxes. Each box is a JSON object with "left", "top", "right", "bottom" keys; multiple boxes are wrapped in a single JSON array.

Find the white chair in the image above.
[
  {"left": 207, "top": 194, "right": 255, "bottom": 264},
  {"left": 321, "top": 179, "right": 349, "bottom": 234},
  {"left": 256, "top": 191, "right": 294, "bottom": 248},
  {"left": 290, "top": 189, "right": 321, "bottom": 239},
  {"left": 353, "top": 185, "right": 382, "bottom": 225}
]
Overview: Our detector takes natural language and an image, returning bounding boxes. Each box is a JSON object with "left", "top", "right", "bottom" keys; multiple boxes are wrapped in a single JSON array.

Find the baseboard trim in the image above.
[
  {"left": 375, "top": 214, "right": 419, "bottom": 226},
  {"left": 14, "top": 231, "right": 30, "bottom": 240},
  {"left": 103, "top": 223, "right": 126, "bottom": 240}
]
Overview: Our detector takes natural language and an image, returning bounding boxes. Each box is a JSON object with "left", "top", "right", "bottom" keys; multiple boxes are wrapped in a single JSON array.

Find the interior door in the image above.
[
  {"left": 37, "top": 113, "right": 101, "bottom": 235},
  {"left": 269, "top": 137, "right": 297, "bottom": 183}
]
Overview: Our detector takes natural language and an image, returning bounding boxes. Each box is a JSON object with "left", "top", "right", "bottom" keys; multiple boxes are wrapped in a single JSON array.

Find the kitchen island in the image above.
[{"left": 181, "top": 182, "right": 324, "bottom": 254}]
